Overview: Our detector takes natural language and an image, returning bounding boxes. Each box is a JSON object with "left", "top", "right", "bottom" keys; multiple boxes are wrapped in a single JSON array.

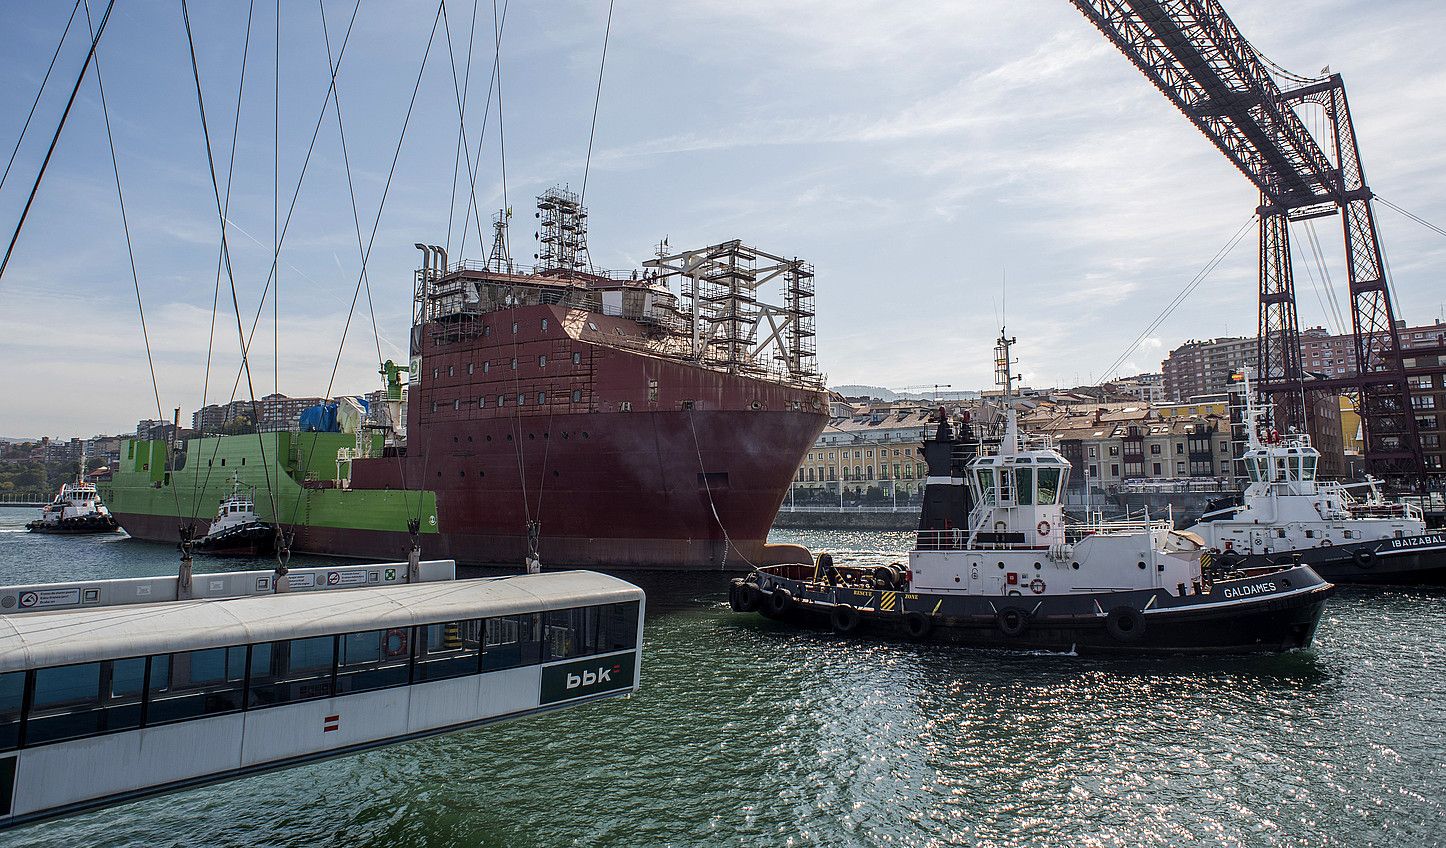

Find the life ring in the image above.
[
  {"left": 1318, "top": 539, "right": 1332, "bottom": 548},
  {"left": 902, "top": 611, "right": 932, "bottom": 640},
  {"left": 1037, "top": 520, "right": 1051, "bottom": 537},
  {"left": 993, "top": 521, "right": 1007, "bottom": 532},
  {"left": 1029, "top": 577, "right": 1046, "bottom": 595},
  {"left": 1105, "top": 606, "right": 1145, "bottom": 642},
  {"left": 831, "top": 604, "right": 861, "bottom": 634},
  {"left": 996, "top": 607, "right": 1029, "bottom": 637},
  {"left": 1268, "top": 429, "right": 1280, "bottom": 443},
  {"left": 1353, "top": 548, "right": 1376, "bottom": 569},
  {"left": 383, "top": 628, "right": 409, "bottom": 658},
  {"left": 765, "top": 587, "right": 794, "bottom": 616}
]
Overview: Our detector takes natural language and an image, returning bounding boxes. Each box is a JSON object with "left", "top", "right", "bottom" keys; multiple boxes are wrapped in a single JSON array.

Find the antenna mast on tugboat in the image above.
[{"left": 994, "top": 328, "right": 1019, "bottom": 453}]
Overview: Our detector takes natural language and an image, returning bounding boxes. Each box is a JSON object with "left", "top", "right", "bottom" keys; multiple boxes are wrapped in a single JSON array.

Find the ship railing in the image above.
[
  {"left": 1065, "top": 515, "right": 1171, "bottom": 540},
  {"left": 446, "top": 258, "right": 639, "bottom": 281},
  {"left": 912, "top": 529, "right": 1053, "bottom": 551}
]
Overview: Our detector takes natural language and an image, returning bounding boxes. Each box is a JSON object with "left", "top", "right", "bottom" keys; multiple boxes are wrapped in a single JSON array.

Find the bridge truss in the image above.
[{"left": 1069, "top": 0, "right": 1425, "bottom": 483}]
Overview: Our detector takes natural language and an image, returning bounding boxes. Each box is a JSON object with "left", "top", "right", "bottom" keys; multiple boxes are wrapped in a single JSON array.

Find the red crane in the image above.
[{"left": 1068, "top": 0, "right": 1425, "bottom": 485}]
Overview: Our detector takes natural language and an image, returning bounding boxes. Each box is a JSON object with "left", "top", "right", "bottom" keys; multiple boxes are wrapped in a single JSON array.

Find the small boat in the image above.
[
  {"left": 730, "top": 331, "right": 1334, "bottom": 654},
  {"left": 194, "top": 480, "right": 275, "bottom": 556},
  {"left": 25, "top": 479, "right": 120, "bottom": 535},
  {"left": 1184, "top": 370, "right": 1446, "bottom": 586}
]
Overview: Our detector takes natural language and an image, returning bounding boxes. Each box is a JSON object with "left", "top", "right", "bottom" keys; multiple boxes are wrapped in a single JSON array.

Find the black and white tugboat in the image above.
[
  {"left": 1185, "top": 370, "right": 1446, "bottom": 586},
  {"left": 194, "top": 478, "right": 275, "bottom": 557},
  {"left": 26, "top": 479, "right": 120, "bottom": 535},
  {"left": 731, "top": 332, "right": 1334, "bottom": 654}
]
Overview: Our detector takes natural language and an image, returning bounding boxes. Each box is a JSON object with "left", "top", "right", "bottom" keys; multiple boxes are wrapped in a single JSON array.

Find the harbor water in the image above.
[{"left": 0, "top": 509, "right": 1442, "bottom": 847}]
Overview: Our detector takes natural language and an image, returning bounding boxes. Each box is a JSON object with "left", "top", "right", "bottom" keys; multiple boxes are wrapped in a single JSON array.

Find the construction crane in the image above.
[
  {"left": 1067, "top": 0, "right": 1426, "bottom": 485},
  {"left": 894, "top": 384, "right": 955, "bottom": 401}
]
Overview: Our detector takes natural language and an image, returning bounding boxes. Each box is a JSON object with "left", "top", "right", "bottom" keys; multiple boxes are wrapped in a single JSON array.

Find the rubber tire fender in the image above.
[
  {"left": 766, "top": 587, "right": 794, "bottom": 617},
  {"left": 902, "top": 611, "right": 932, "bottom": 640},
  {"left": 743, "top": 583, "right": 764, "bottom": 612},
  {"left": 1105, "top": 606, "right": 1145, "bottom": 642},
  {"left": 996, "top": 606, "right": 1029, "bottom": 638},
  {"left": 831, "top": 604, "right": 861, "bottom": 634},
  {"left": 1353, "top": 547, "right": 1377, "bottom": 569}
]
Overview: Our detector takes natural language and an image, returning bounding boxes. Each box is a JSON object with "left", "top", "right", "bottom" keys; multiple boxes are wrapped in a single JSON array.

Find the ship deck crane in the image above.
[{"left": 1067, "top": 0, "right": 1426, "bottom": 485}]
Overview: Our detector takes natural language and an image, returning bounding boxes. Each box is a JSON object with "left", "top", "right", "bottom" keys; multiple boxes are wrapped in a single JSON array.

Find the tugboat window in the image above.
[
  {"left": 1036, "top": 467, "right": 1062, "bottom": 505},
  {"left": 1014, "top": 468, "right": 1034, "bottom": 506},
  {"left": 975, "top": 468, "right": 996, "bottom": 505}
]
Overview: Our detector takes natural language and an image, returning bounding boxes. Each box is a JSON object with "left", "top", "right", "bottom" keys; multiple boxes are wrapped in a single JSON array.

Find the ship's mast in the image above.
[
  {"left": 994, "top": 328, "right": 1019, "bottom": 456},
  {"left": 488, "top": 207, "right": 513, "bottom": 273}
]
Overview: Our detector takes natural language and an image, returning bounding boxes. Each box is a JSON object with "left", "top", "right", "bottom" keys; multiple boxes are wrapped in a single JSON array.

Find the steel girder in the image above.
[{"left": 1069, "top": 0, "right": 1425, "bottom": 484}]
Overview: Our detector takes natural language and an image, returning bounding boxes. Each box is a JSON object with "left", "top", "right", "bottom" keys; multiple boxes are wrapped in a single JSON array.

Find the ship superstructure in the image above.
[{"left": 103, "top": 189, "right": 829, "bottom": 570}]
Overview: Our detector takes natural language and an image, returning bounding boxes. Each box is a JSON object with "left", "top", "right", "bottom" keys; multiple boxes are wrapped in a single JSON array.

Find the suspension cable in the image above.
[
  {"left": 1377, "top": 195, "right": 1446, "bottom": 242},
  {"left": 441, "top": 0, "right": 493, "bottom": 266},
  {"left": 1098, "top": 213, "right": 1258, "bottom": 382},
  {"left": 84, "top": 0, "right": 185, "bottom": 524},
  {"left": 190, "top": 0, "right": 258, "bottom": 523},
  {"left": 315, "top": 0, "right": 409, "bottom": 532},
  {"left": 0, "top": 0, "right": 83, "bottom": 197},
  {"left": 180, "top": 0, "right": 280, "bottom": 522},
  {"left": 457, "top": 0, "right": 509, "bottom": 260},
  {"left": 284, "top": 0, "right": 444, "bottom": 531},
  {"left": 0, "top": 0, "right": 116, "bottom": 287},
  {"left": 579, "top": 0, "right": 615, "bottom": 208},
  {"left": 445, "top": 0, "right": 482, "bottom": 257}
]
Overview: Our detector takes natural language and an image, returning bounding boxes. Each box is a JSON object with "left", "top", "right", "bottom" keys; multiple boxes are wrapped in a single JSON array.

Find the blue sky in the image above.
[{"left": 2, "top": 0, "right": 1445, "bottom": 437}]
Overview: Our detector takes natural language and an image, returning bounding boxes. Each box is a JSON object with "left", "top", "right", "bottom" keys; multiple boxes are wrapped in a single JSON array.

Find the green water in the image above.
[{"left": 0, "top": 507, "right": 1442, "bottom": 847}]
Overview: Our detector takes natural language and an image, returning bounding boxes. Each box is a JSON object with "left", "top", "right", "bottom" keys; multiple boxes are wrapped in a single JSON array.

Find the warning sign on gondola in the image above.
[
  {"left": 17, "top": 588, "right": 81, "bottom": 610},
  {"left": 326, "top": 571, "right": 367, "bottom": 587}
]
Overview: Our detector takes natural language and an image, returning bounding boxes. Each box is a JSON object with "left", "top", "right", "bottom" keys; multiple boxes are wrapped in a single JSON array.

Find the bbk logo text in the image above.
[{"left": 566, "top": 664, "right": 619, "bottom": 689}]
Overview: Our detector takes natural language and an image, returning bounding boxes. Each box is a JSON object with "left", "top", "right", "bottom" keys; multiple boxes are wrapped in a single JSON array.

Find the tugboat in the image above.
[
  {"left": 1185, "top": 370, "right": 1446, "bottom": 586},
  {"left": 194, "top": 479, "right": 275, "bottom": 557},
  {"left": 26, "top": 479, "right": 120, "bottom": 535},
  {"left": 730, "top": 331, "right": 1334, "bottom": 654}
]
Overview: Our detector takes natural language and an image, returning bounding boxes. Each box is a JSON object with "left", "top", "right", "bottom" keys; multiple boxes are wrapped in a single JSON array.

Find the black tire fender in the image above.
[
  {"left": 1353, "top": 547, "right": 1377, "bottom": 568},
  {"left": 831, "top": 604, "right": 861, "bottom": 634},
  {"left": 766, "top": 587, "right": 793, "bottom": 616},
  {"left": 996, "top": 606, "right": 1029, "bottom": 637},
  {"left": 1105, "top": 606, "right": 1145, "bottom": 642},
  {"left": 902, "top": 611, "right": 932, "bottom": 640}
]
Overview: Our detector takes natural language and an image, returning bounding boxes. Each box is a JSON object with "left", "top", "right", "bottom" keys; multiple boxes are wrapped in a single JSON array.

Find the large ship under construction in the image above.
[{"left": 102, "top": 189, "right": 829, "bottom": 570}]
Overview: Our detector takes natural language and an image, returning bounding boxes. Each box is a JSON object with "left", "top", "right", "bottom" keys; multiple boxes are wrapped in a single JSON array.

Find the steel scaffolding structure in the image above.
[{"left": 643, "top": 240, "right": 818, "bottom": 381}]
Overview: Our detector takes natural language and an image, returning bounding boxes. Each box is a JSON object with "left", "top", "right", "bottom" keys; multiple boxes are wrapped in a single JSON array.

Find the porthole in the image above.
[
  {"left": 997, "top": 562, "right": 1004, "bottom": 569},
  {"left": 1137, "top": 561, "right": 1147, "bottom": 570},
  {"left": 1033, "top": 562, "right": 1041, "bottom": 570},
  {"left": 1071, "top": 562, "right": 1080, "bottom": 570}
]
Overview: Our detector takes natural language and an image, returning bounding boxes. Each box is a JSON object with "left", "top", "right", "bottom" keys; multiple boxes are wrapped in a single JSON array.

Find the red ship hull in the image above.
[{"left": 115, "top": 300, "right": 828, "bottom": 571}]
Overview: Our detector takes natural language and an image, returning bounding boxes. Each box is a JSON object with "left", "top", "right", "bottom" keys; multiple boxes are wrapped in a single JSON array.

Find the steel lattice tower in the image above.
[{"left": 1069, "top": 0, "right": 1424, "bottom": 484}]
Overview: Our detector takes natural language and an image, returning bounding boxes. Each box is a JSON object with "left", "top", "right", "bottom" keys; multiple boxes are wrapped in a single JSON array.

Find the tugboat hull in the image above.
[
  {"left": 25, "top": 515, "right": 120, "bottom": 535},
  {"left": 194, "top": 523, "right": 276, "bottom": 557},
  {"left": 1222, "top": 533, "right": 1446, "bottom": 587},
  {"left": 735, "top": 564, "right": 1333, "bottom": 655}
]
